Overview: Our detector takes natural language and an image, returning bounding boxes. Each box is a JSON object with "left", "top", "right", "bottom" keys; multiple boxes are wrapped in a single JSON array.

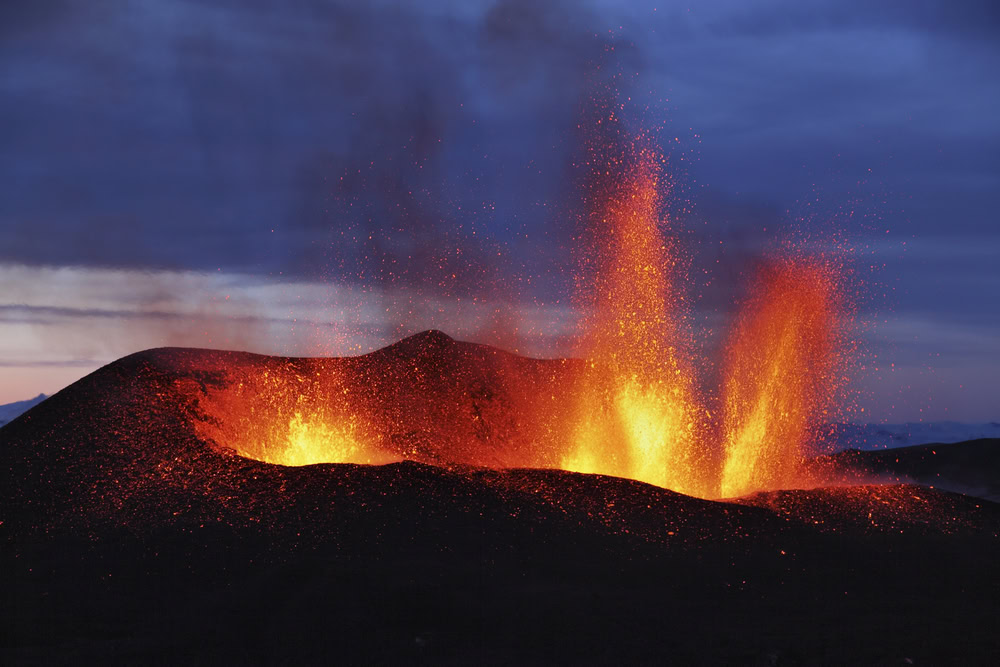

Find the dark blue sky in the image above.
[{"left": 1, "top": 0, "right": 998, "bottom": 419}]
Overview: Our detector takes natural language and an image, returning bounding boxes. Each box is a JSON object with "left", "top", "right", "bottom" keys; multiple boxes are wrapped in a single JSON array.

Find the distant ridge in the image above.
[
  {"left": 0, "top": 393, "right": 47, "bottom": 427},
  {"left": 828, "top": 421, "right": 1000, "bottom": 450}
]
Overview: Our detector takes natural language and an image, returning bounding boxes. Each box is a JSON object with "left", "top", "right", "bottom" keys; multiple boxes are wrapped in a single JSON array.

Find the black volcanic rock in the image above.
[
  {"left": 736, "top": 483, "right": 999, "bottom": 535},
  {"left": 808, "top": 439, "right": 1000, "bottom": 502},
  {"left": 2, "top": 333, "right": 999, "bottom": 665}
]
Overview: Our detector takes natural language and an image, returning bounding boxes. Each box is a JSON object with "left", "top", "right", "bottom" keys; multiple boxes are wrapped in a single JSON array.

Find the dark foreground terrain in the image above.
[{"left": 2, "top": 333, "right": 998, "bottom": 665}]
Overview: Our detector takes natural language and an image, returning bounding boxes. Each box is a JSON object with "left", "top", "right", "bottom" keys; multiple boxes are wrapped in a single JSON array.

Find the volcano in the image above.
[{"left": 2, "top": 332, "right": 998, "bottom": 664}]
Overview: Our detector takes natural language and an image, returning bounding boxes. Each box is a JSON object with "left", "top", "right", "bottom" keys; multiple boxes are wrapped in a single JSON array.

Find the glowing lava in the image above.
[
  {"left": 556, "top": 117, "right": 851, "bottom": 500},
  {"left": 274, "top": 410, "right": 371, "bottom": 466},
  {"left": 175, "top": 118, "right": 855, "bottom": 501},
  {"left": 561, "top": 137, "right": 711, "bottom": 498},
  {"left": 719, "top": 258, "right": 850, "bottom": 498},
  {"left": 183, "top": 362, "right": 397, "bottom": 467}
]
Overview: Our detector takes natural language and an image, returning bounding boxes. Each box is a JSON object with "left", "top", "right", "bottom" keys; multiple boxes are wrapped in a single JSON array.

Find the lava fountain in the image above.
[
  {"left": 182, "top": 359, "right": 396, "bottom": 466},
  {"left": 177, "top": 114, "right": 855, "bottom": 500},
  {"left": 552, "top": 112, "right": 852, "bottom": 499},
  {"left": 560, "top": 136, "right": 711, "bottom": 498},
  {"left": 718, "top": 258, "right": 851, "bottom": 498}
]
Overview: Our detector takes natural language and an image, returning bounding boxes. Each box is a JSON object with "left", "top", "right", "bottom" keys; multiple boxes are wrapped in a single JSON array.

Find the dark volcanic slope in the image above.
[
  {"left": 736, "top": 484, "right": 997, "bottom": 535},
  {"left": 3, "top": 332, "right": 999, "bottom": 665},
  {"left": 807, "top": 439, "right": 1000, "bottom": 502}
]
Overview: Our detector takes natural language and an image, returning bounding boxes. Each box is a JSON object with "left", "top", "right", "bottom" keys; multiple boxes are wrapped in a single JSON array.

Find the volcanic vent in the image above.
[
  {"left": 168, "top": 323, "right": 849, "bottom": 501},
  {"left": 173, "top": 331, "right": 586, "bottom": 471},
  {"left": 166, "top": 131, "right": 854, "bottom": 501}
]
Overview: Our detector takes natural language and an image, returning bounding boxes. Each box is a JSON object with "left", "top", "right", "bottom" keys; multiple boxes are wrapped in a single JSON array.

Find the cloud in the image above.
[
  {"left": 0, "top": 263, "right": 579, "bottom": 369},
  {"left": 0, "top": 0, "right": 637, "bottom": 290},
  {"left": 1, "top": 1, "right": 997, "bottom": 418},
  {"left": 3, "top": 0, "right": 995, "bottom": 268}
]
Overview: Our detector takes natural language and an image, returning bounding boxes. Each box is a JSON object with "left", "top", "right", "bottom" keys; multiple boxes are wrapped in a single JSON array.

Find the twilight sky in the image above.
[{"left": 1, "top": 0, "right": 998, "bottom": 420}]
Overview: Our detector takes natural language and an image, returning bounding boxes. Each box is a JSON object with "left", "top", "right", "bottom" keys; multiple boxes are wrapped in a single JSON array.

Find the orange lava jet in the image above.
[
  {"left": 561, "top": 139, "right": 711, "bottom": 498},
  {"left": 718, "top": 258, "right": 849, "bottom": 498},
  {"left": 554, "top": 117, "right": 851, "bottom": 499}
]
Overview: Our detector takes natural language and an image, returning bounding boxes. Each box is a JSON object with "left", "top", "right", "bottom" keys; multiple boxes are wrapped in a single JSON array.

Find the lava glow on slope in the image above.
[
  {"left": 180, "top": 125, "right": 853, "bottom": 501},
  {"left": 189, "top": 365, "right": 395, "bottom": 466}
]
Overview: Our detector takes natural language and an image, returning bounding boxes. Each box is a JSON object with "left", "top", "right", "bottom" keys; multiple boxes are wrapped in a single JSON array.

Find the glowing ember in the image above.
[
  {"left": 182, "top": 362, "right": 397, "bottom": 466},
  {"left": 173, "top": 116, "right": 856, "bottom": 501},
  {"left": 719, "top": 258, "right": 849, "bottom": 498},
  {"left": 277, "top": 411, "right": 373, "bottom": 466},
  {"left": 553, "top": 110, "right": 853, "bottom": 499},
  {"left": 561, "top": 138, "right": 710, "bottom": 497}
]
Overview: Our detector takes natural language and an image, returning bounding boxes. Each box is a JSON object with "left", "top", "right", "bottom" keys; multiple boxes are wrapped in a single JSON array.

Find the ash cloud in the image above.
[
  {"left": 0, "top": 0, "right": 638, "bottom": 346},
  {"left": 0, "top": 0, "right": 636, "bottom": 290}
]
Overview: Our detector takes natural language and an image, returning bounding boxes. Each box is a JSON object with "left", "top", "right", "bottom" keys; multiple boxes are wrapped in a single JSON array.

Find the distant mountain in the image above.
[
  {"left": 827, "top": 421, "right": 1000, "bottom": 451},
  {"left": 0, "top": 394, "right": 47, "bottom": 427}
]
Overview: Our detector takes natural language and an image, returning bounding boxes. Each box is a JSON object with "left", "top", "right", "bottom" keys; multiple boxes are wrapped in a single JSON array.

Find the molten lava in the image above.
[
  {"left": 561, "top": 141, "right": 710, "bottom": 498},
  {"left": 719, "top": 258, "right": 848, "bottom": 498},
  {"left": 552, "top": 123, "right": 850, "bottom": 499},
  {"left": 184, "top": 360, "right": 397, "bottom": 467},
  {"left": 176, "top": 119, "right": 854, "bottom": 501}
]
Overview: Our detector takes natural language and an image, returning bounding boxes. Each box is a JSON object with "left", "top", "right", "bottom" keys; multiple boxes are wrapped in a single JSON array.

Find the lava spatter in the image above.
[
  {"left": 561, "top": 130, "right": 710, "bottom": 498},
  {"left": 719, "top": 257, "right": 850, "bottom": 498}
]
